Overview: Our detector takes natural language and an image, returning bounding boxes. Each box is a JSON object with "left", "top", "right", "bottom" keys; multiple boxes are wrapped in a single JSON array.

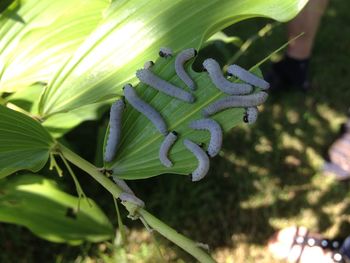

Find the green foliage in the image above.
[
  {"left": 0, "top": 174, "right": 113, "bottom": 244},
  {"left": 0, "top": 105, "right": 54, "bottom": 178},
  {"left": 0, "top": 0, "right": 308, "bottom": 259}
]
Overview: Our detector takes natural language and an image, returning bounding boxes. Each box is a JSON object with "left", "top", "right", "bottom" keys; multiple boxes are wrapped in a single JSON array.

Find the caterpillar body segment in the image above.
[
  {"left": 202, "top": 91, "right": 268, "bottom": 117},
  {"left": 183, "top": 139, "right": 210, "bottom": 182},
  {"left": 243, "top": 107, "right": 259, "bottom": 124},
  {"left": 123, "top": 84, "right": 168, "bottom": 135},
  {"left": 143, "top": 60, "right": 154, "bottom": 69},
  {"left": 119, "top": 192, "right": 145, "bottom": 207},
  {"left": 189, "top": 119, "right": 222, "bottom": 157},
  {"left": 227, "top": 64, "right": 270, "bottom": 90},
  {"left": 203, "top": 58, "right": 252, "bottom": 95},
  {"left": 136, "top": 68, "right": 195, "bottom": 103},
  {"left": 159, "top": 47, "right": 173, "bottom": 58},
  {"left": 175, "top": 48, "right": 197, "bottom": 90},
  {"left": 159, "top": 131, "right": 178, "bottom": 167},
  {"left": 104, "top": 99, "right": 125, "bottom": 162},
  {"left": 113, "top": 176, "right": 134, "bottom": 195}
]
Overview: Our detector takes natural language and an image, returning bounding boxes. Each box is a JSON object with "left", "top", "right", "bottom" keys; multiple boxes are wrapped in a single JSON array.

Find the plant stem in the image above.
[
  {"left": 58, "top": 143, "right": 122, "bottom": 197},
  {"left": 138, "top": 209, "right": 216, "bottom": 263},
  {"left": 58, "top": 143, "right": 216, "bottom": 263},
  {"left": 113, "top": 197, "right": 127, "bottom": 245}
]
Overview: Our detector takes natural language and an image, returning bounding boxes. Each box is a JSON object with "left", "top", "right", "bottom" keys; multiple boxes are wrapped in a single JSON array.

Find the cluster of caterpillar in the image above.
[{"left": 105, "top": 47, "right": 269, "bottom": 184}]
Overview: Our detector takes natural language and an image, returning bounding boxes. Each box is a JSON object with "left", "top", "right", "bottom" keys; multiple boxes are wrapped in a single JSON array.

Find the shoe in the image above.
[
  {"left": 265, "top": 55, "right": 311, "bottom": 92},
  {"left": 268, "top": 226, "right": 349, "bottom": 262}
]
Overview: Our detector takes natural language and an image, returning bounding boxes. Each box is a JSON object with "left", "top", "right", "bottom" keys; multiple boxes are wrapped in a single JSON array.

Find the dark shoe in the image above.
[
  {"left": 268, "top": 226, "right": 350, "bottom": 262},
  {"left": 265, "top": 55, "right": 311, "bottom": 92}
]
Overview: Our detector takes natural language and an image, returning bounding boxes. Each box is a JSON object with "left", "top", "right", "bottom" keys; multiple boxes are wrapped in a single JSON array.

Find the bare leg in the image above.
[
  {"left": 266, "top": 0, "right": 329, "bottom": 91},
  {"left": 287, "top": 0, "right": 329, "bottom": 59}
]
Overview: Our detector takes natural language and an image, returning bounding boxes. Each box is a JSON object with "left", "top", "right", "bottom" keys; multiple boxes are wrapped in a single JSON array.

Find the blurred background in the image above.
[{"left": 1, "top": 0, "right": 350, "bottom": 262}]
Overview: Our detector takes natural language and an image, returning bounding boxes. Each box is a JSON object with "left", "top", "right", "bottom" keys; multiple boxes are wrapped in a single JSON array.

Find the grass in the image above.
[{"left": 1, "top": 0, "right": 350, "bottom": 262}]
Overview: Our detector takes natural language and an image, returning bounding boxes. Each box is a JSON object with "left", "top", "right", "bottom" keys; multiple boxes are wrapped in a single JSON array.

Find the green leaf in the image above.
[
  {"left": 0, "top": 174, "right": 113, "bottom": 244},
  {"left": 6, "top": 82, "right": 44, "bottom": 113},
  {"left": 39, "top": 0, "right": 307, "bottom": 117},
  {"left": 6, "top": 83, "right": 109, "bottom": 138},
  {"left": 104, "top": 52, "right": 263, "bottom": 179},
  {"left": 0, "top": 0, "right": 109, "bottom": 92},
  {"left": 0, "top": 105, "right": 54, "bottom": 178},
  {"left": 42, "top": 102, "right": 109, "bottom": 138}
]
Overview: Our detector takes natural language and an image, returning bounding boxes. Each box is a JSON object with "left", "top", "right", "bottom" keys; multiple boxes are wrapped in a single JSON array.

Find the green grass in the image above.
[{"left": 1, "top": 0, "right": 350, "bottom": 262}]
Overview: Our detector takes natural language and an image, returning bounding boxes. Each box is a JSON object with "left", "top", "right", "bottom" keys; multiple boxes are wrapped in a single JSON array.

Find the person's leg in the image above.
[
  {"left": 286, "top": 0, "right": 329, "bottom": 59},
  {"left": 267, "top": 0, "right": 329, "bottom": 91}
]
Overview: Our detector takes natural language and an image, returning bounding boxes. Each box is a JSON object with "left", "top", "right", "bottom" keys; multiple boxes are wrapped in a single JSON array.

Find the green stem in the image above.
[
  {"left": 58, "top": 152, "right": 92, "bottom": 209},
  {"left": 138, "top": 209, "right": 216, "bottom": 263},
  {"left": 113, "top": 197, "right": 127, "bottom": 245},
  {"left": 58, "top": 143, "right": 122, "bottom": 197},
  {"left": 58, "top": 143, "right": 216, "bottom": 263},
  {"left": 252, "top": 32, "right": 304, "bottom": 70}
]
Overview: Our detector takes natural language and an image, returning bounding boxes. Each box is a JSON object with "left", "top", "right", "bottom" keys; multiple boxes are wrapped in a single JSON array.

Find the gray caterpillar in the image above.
[
  {"left": 202, "top": 91, "right": 268, "bottom": 117},
  {"left": 175, "top": 48, "right": 197, "bottom": 90},
  {"left": 104, "top": 99, "right": 125, "bottom": 162},
  {"left": 123, "top": 84, "right": 168, "bottom": 135},
  {"left": 136, "top": 68, "right": 195, "bottom": 103},
  {"left": 227, "top": 64, "right": 270, "bottom": 90},
  {"left": 183, "top": 139, "right": 210, "bottom": 182},
  {"left": 159, "top": 47, "right": 173, "bottom": 58},
  {"left": 203, "top": 58, "right": 252, "bottom": 95},
  {"left": 243, "top": 107, "right": 258, "bottom": 124},
  {"left": 189, "top": 119, "right": 222, "bottom": 157},
  {"left": 159, "top": 131, "right": 178, "bottom": 167}
]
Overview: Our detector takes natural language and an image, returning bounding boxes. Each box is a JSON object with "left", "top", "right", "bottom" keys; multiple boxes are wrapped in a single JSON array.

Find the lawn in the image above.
[{"left": 1, "top": 0, "right": 350, "bottom": 262}]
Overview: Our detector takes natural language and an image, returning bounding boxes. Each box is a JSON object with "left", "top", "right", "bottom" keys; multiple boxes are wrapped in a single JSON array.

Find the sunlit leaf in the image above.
[
  {"left": 0, "top": 0, "right": 109, "bottom": 92},
  {"left": 104, "top": 52, "right": 264, "bottom": 179},
  {"left": 0, "top": 174, "right": 113, "bottom": 244},
  {"left": 6, "top": 82, "right": 43, "bottom": 113},
  {"left": 0, "top": 105, "right": 54, "bottom": 178},
  {"left": 42, "top": 102, "right": 109, "bottom": 138},
  {"left": 39, "top": 0, "right": 307, "bottom": 117},
  {"left": 6, "top": 83, "right": 109, "bottom": 138}
]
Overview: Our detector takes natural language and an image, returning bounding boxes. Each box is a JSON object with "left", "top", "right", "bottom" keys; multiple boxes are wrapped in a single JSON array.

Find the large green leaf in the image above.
[
  {"left": 0, "top": 105, "right": 54, "bottom": 178},
  {"left": 0, "top": 174, "right": 113, "bottom": 244},
  {"left": 39, "top": 0, "right": 307, "bottom": 117},
  {"left": 104, "top": 52, "right": 263, "bottom": 179},
  {"left": 0, "top": 0, "right": 109, "bottom": 92}
]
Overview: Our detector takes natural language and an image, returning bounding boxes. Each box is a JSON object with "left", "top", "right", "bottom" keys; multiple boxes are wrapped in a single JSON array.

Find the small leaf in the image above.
[
  {"left": 0, "top": 105, "right": 54, "bottom": 178},
  {"left": 6, "top": 84, "right": 109, "bottom": 138},
  {"left": 0, "top": 174, "right": 113, "bottom": 244},
  {"left": 6, "top": 82, "right": 44, "bottom": 113},
  {"left": 42, "top": 102, "right": 108, "bottom": 138},
  {"left": 39, "top": 0, "right": 307, "bottom": 117},
  {"left": 205, "top": 31, "right": 243, "bottom": 47},
  {"left": 104, "top": 53, "right": 264, "bottom": 179}
]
